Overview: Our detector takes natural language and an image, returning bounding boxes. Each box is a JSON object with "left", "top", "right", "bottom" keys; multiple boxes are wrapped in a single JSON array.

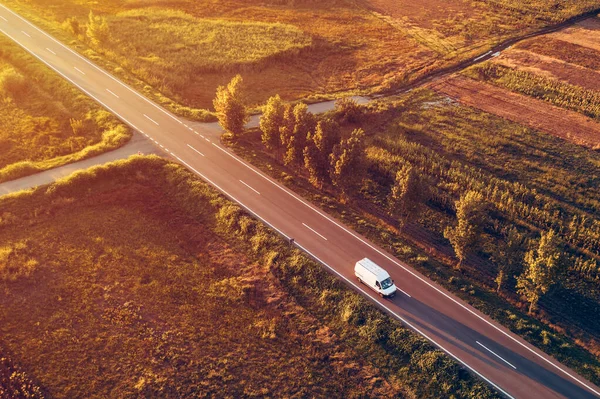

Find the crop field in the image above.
[
  {"left": 0, "top": 35, "right": 130, "bottom": 183},
  {"left": 432, "top": 15, "right": 600, "bottom": 149},
  {"left": 3, "top": 0, "right": 600, "bottom": 113},
  {"left": 0, "top": 157, "right": 498, "bottom": 398}
]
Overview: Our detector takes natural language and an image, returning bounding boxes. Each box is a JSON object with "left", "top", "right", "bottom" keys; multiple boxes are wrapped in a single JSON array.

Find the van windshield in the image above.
[{"left": 381, "top": 278, "right": 393, "bottom": 290}]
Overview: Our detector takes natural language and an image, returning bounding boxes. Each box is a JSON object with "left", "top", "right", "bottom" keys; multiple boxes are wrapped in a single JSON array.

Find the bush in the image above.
[{"left": 0, "top": 67, "right": 29, "bottom": 98}]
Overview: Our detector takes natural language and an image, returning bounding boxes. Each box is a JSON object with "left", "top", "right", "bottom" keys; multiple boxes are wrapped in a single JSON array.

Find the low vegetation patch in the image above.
[
  {"left": 0, "top": 35, "right": 130, "bottom": 183},
  {"left": 0, "top": 156, "right": 499, "bottom": 398},
  {"left": 110, "top": 9, "right": 312, "bottom": 73}
]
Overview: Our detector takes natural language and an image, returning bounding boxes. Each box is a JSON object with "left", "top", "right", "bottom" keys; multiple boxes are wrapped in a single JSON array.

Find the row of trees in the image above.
[
  {"left": 212, "top": 76, "right": 564, "bottom": 314},
  {"left": 260, "top": 94, "right": 367, "bottom": 199}
]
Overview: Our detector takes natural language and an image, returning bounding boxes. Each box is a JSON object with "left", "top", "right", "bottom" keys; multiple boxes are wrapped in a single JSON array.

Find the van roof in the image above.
[{"left": 356, "top": 258, "right": 390, "bottom": 280}]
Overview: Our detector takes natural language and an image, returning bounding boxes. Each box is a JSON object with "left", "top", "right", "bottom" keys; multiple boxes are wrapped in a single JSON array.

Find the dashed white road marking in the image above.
[
  {"left": 143, "top": 114, "right": 159, "bottom": 126},
  {"left": 45, "top": 47, "right": 55, "bottom": 55},
  {"left": 20, "top": 30, "right": 29, "bottom": 37},
  {"left": 240, "top": 180, "right": 260, "bottom": 195},
  {"left": 205, "top": 138, "right": 210, "bottom": 143},
  {"left": 399, "top": 289, "right": 411, "bottom": 298},
  {"left": 0, "top": 16, "right": 7, "bottom": 21},
  {"left": 187, "top": 144, "right": 205, "bottom": 157},
  {"left": 106, "top": 88, "right": 119, "bottom": 98},
  {"left": 477, "top": 341, "right": 517, "bottom": 370},
  {"left": 74, "top": 66, "right": 85, "bottom": 75},
  {"left": 302, "top": 223, "right": 328, "bottom": 241}
]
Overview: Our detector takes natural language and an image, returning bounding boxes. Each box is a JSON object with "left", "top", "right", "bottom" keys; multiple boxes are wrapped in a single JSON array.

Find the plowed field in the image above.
[{"left": 432, "top": 76, "right": 600, "bottom": 148}]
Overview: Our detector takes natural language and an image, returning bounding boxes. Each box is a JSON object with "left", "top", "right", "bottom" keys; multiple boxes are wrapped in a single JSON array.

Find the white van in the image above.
[{"left": 354, "top": 258, "right": 397, "bottom": 298}]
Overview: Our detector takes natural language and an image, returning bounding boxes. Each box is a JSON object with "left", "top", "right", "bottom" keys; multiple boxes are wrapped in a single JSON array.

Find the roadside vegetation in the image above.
[
  {"left": 221, "top": 86, "right": 600, "bottom": 385},
  {"left": 0, "top": 157, "right": 499, "bottom": 398},
  {"left": 0, "top": 35, "right": 130, "bottom": 183}
]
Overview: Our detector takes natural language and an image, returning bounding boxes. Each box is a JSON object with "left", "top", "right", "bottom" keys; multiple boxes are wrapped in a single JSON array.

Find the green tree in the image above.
[
  {"left": 517, "top": 229, "right": 562, "bottom": 314},
  {"left": 213, "top": 75, "right": 248, "bottom": 139},
  {"left": 85, "top": 11, "right": 110, "bottom": 46},
  {"left": 329, "top": 128, "right": 366, "bottom": 201},
  {"left": 289, "top": 103, "right": 315, "bottom": 165},
  {"left": 335, "top": 97, "right": 362, "bottom": 124},
  {"left": 260, "top": 95, "right": 285, "bottom": 151},
  {"left": 388, "top": 164, "right": 427, "bottom": 229},
  {"left": 444, "top": 191, "right": 487, "bottom": 269},
  {"left": 302, "top": 119, "right": 339, "bottom": 188},
  {"left": 303, "top": 141, "right": 326, "bottom": 188},
  {"left": 284, "top": 135, "right": 299, "bottom": 166},
  {"left": 491, "top": 226, "right": 525, "bottom": 293},
  {"left": 313, "top": 118, "right": 340, "bottom": 157},
  {"left": 279, "top": 104, "right": 295, "bottom": 151}
]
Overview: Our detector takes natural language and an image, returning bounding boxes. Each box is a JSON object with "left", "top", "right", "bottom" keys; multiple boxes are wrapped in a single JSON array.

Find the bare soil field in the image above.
[
  {"left": 432, "top": 76, "right": 600, "bottom": 148},
  {"left": 552, "top": 17, "right": 600, "bottom": 52},
  {"left": 495, "top": 50, "right": 600, "bottom": 91},
  {"left": 516, "top": 36, "right": 600, "bottom": 72}
]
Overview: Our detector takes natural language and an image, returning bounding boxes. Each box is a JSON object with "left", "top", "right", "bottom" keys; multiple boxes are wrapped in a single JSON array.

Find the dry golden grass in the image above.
[
  {"left": 4, "top": 0, "right": 599, "bottom": 112},
  {"left": 0, "top": 157, "right": 401, "bottom": 398},
  {"left": 0, "top": 35, "right": 130, "bottom": 183}
]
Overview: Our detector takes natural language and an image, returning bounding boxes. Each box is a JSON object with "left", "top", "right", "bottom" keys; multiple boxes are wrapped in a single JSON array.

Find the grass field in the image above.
[
  {"left": 230, "top": 88, "right": 600, "bottom": 385},
  {"left": 0, "top": 156, "right": 499, "bottom": 398},
  {"left": 3, "top": 0, "right": 600, "bottom": 113},
  {"left": 0, "top": 35, "right": 130, "bottom": 183}
]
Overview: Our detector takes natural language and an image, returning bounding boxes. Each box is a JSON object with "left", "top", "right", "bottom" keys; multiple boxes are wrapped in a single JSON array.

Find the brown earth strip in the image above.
[
  {"left": 495, "top": 49, "right": 600, "bottom": 91},
  {"left": 431, "top": 76, "right": 600, "bottom": 148},
  {"left": 516, "top": 36, "right": 600, "bottom": 71},
  {"left": 552, "top": 17, "right": 600, "bottom": 51}
]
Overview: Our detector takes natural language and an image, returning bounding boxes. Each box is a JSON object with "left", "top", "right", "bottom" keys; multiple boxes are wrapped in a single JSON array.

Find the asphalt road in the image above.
[{"left": 1, "top": 4, "right": 600, "bottom": 398}]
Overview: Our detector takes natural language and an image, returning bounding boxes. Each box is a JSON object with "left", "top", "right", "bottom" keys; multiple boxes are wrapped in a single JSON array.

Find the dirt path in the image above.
[{"left": 431, "top": 75, "right": 600, "bottom": 148}]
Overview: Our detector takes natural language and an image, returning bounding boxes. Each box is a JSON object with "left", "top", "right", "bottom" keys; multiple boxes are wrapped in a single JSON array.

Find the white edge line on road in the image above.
[
  {"left": 0, "top": 15, "right": 7, "bottom": 22},
  {"left": 210, "top": 136, "right": 600, "bottom": 398},
  {"left": 399, "top": 289, "right": 411, "bottom": 298},
  {"left": 74, "top": 66, "right": 85, "bottom": 75},
  {"left": 302, "top": 223, "right": 327, "bottom": 241},
  {"left": 2, "top": 5, "right": 597, "bottom": 395},
  {"left": 106, "top": 88, "right": 119, "bottom": 98},
  {"left": 0, "top": 3, "right": 184, "bottom": 126},
  {"left": 20, "top": 30, "right": 29, "bottom": 37},
  {"left": 186, "top": 144, "right": 204, "bottom": 157},
  {"left": 143, "top": 114, "right": 159, "bottom": 126},
  {"left": 45, "top": 47, "right": 55, "bottom": 55},
  {"left": 239, "top": 180, "right": 260, "bottom": 195},
  {"left": 477, "top": 341, "right": 517, "bottom": 370}
]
